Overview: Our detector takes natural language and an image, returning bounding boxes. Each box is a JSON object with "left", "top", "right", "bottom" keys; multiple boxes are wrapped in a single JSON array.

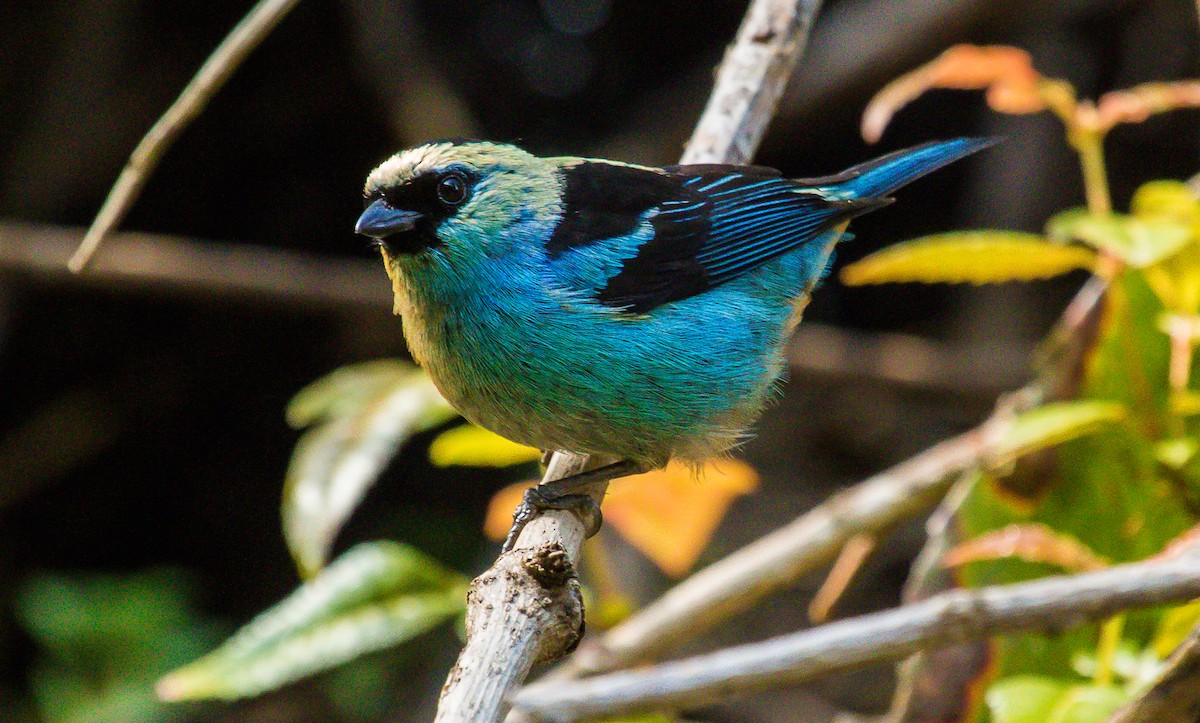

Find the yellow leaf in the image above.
[
  {"left": 1155, "top": 437, "right": 1200, "bottom": 469},
  {"left": 1170, "top": 390, "right": 1200, "bottom": 417},
  {"left": 1152, "top": 600, "right": 1200, "bottom": 658},
  {"left": 1047, "top": 209, "right": 1193, "bottom": 269},
  {"left": 989, "top": 400, "right": 1126, "bottom": 466},
  {"left": 840, "top": 232, "right": 1095, "bottom": 286},
  {"left": 427, "top": 424, "right": 540, "bottom": 468},
  {"left": 1131, "top": 180, "right": 1200, "bottom": 224},
  {"left": 483, "top": 459, "right": 760, "bottom": 578}
]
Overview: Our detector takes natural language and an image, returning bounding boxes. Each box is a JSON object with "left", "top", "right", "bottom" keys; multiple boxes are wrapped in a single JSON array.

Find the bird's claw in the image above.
[{"left": 501, "top": 487, "right": 603, "bottom": 553}]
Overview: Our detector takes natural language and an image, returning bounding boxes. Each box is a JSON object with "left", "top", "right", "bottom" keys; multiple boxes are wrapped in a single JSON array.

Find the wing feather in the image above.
[{"left": 550, "top": 161, "right": 872, "bottom": 314}]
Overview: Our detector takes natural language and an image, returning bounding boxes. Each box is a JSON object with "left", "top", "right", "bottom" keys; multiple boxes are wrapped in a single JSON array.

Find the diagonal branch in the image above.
[
  {"left": 435, "top": 1, "right": 824, "bottom": 720},
  {"left": 513, "top": 551, "right": 1200, "bottom": 721},
  {"left": 554, "top": 413, "right": 1008, "bottom": 681},
  {"left": 67, "top": 0, "right": 301, "bottom": 273}
]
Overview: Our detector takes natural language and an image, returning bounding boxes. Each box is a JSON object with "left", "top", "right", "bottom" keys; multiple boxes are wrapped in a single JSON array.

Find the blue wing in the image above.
[
  {"left": 548, "top": 138, "right": 992, "bottom": 314},
  {"left": 593, "top": 169, "right": 881, "bottom": 313}
]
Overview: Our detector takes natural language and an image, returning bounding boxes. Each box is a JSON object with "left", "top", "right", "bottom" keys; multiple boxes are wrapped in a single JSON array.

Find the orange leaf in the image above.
[
  {"left": 943, "top": 522, "right": 1109, "bottom": 573},
  {"left": 483, "top": 479, "right": 536, "bottom": 542},
  {"left": 482, "top": 459, "right": 760, "bottom": 578},
  {"left": 862, "top": 45, "right": 1046, "bottom": 143},
  {"left": 604, "top": 459, "right": 759, "bottom": 577}
]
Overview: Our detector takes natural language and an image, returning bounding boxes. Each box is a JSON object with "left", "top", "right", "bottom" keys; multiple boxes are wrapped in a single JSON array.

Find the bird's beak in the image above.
[{"left": 356, "top": 198, "right": 423, "bottom": 239}]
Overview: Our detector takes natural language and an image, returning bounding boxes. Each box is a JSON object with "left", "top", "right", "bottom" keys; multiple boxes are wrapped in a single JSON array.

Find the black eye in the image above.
[{"left": 436, "top": 171, "right": 469, "bottom": 206}]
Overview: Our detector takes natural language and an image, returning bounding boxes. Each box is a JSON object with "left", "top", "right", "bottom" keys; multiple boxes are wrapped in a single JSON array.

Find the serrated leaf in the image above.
[
  {"left": 157, "top": 542, "right": 466, "bottom": 702},
  {"left": 283, "top": 362, "right": 458, "bottom": 578},
  {"left": 986, "top": 675, "right": 1069, "bottom": 723},
  {"left": 988, "top": 400, "right": 1127, "bottom": 467},
  {"left": 839, "top": 232, "right": 1094, "bottom": 286},
  {"left": 427, "top": 424, "right": 541, "bottom": 468},
  {"left": 1046, "top": 209, "right": 1192, "bottom": 268}
]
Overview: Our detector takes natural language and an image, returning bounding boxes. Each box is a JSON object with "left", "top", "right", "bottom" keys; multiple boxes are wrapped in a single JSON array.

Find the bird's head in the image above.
[{"left": 356, "top": 141, "right": 560, "bottom": 272}]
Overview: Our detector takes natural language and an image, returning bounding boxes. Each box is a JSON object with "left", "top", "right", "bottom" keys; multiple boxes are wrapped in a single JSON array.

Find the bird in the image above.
[{"left": 356, "top": 138, "right": 991, "bottom": 546}]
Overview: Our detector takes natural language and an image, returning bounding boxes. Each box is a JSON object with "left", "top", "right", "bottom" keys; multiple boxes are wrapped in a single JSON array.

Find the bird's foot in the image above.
[{"left": 501, "top": 459, "right": 643, "bottom": 553}]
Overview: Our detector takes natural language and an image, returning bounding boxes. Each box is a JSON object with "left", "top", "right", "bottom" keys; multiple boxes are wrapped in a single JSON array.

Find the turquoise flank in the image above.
[{"left": 394, "top": 212, "right": 840, "bottom": 467}]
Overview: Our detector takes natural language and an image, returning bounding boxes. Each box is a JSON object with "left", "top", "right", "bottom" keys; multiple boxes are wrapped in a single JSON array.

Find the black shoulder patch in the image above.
[
  {"left": 594, "top": 169, "right": 869, "bottom": 314},
  {"left": 662, "top": 163, "right": 782, "bottom": 178},
  {"left": 546, "top": 162, "right": 682, "bottom": 257}
]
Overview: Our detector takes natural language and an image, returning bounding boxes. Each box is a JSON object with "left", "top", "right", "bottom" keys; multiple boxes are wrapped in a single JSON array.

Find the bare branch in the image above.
[
  {"left": 437, "top": 1, "right": 824, "bottom": 719},
  {"left": 680, "top": 0, "right": 823, "bottom": 166},
  {"left": 550, "top": 413, "right": 1007, "bottom": 682},
  {"left": 513, "top": 552, "right": 1200, "bottom": 721},
  {"left": 67, "top": 0, "right": 301, "bottom": 273},
  {"left": 3, "top": 221, "right": 387, "bottom": 310}
]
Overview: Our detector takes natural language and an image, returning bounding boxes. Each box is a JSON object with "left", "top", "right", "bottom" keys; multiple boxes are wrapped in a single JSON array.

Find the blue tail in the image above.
[{"left": 824, "top": 137, "right": 995, "bottom": 199}]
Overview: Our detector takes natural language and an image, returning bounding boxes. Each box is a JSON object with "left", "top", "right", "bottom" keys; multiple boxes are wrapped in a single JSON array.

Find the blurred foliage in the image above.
[
  {"left": 158, "top": 541, "right": 466, "bottom": 702},
  {"left": 14, "top": 568, "right": 223, "bottom": 723},
  {"left": 844, "top": 45, "right": 1200, "bottom": 722},
  {"left": 169, "top": 336, "right": 760, "bottom": 699},
  {"left": 283, "top": 360, "right": 457, "bottom": 579}
]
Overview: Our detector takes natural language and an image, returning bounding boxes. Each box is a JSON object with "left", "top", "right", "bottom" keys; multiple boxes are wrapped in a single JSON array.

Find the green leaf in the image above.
[
  {"left": 427, "top": 424, "right": 541, "bottom": 468},
  {"left": 1046, "top": 209, "right": 1192, "bottom": 268},
  {"left": 1046, "top": 684, "right": 1127, "bottom": 723},
  {"left": 15, "top": 569, "right": 223, "bottom": 723},
  {"left": 986, "top": 675, "right": 1069, "bottom": 723},
  {"left": 839, "top": 231, "right": 1095, "bottom": 286},
  {"left": 989, "top": 400, "right": 1127, "bottom": 467},
  {"left": 1130, "top": 180, "right": 1200, "bottom": 224},
  {"left": 1155, "top": 437, "right": 1199, "bottom": 470},
  {"left": 157, "top": 542, "right": 467, "bottom": 702},
  {"left": 283, "top": 361, "right": 458, "bottom": 578}
]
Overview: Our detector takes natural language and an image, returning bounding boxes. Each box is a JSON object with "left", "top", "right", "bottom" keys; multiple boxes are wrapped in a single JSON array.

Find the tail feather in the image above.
[{"left": 807, "top": 137, "right": 996, "bottom": 200}]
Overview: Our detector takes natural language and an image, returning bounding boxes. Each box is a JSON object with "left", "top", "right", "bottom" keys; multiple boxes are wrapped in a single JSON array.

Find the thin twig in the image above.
[
  {"left": 67, "top": 0, "right": 301, "bottom": 273},
  {"left": 513, "top": 551, "right": 1200, "bottom": 721},
  {"left": 437, "top": 1, "right": 824, "bottom": 719},
  {"left": 808, "top": 532, "right": 879, "bottom": 623}
]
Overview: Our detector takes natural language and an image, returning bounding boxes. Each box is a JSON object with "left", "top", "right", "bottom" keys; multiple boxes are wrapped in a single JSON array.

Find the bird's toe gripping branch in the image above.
[{"left": 501, "top": 458, "right": 646, "bottom": 553}]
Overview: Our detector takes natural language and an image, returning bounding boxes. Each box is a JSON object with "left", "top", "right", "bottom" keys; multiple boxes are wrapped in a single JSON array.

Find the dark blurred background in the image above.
[{"left": 1, "top": 0, "right": 1198, "bottom": 720}]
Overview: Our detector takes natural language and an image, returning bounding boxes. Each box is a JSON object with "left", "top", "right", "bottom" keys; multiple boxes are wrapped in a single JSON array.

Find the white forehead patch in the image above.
[{"left": 363, "top": 142, "right": 526, "bottom": 194}]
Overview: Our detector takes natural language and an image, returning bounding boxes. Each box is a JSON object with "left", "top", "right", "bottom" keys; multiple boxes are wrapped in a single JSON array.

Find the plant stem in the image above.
[{"left": 1074, "top": 130, "right": 1113, "bottom": 216}]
